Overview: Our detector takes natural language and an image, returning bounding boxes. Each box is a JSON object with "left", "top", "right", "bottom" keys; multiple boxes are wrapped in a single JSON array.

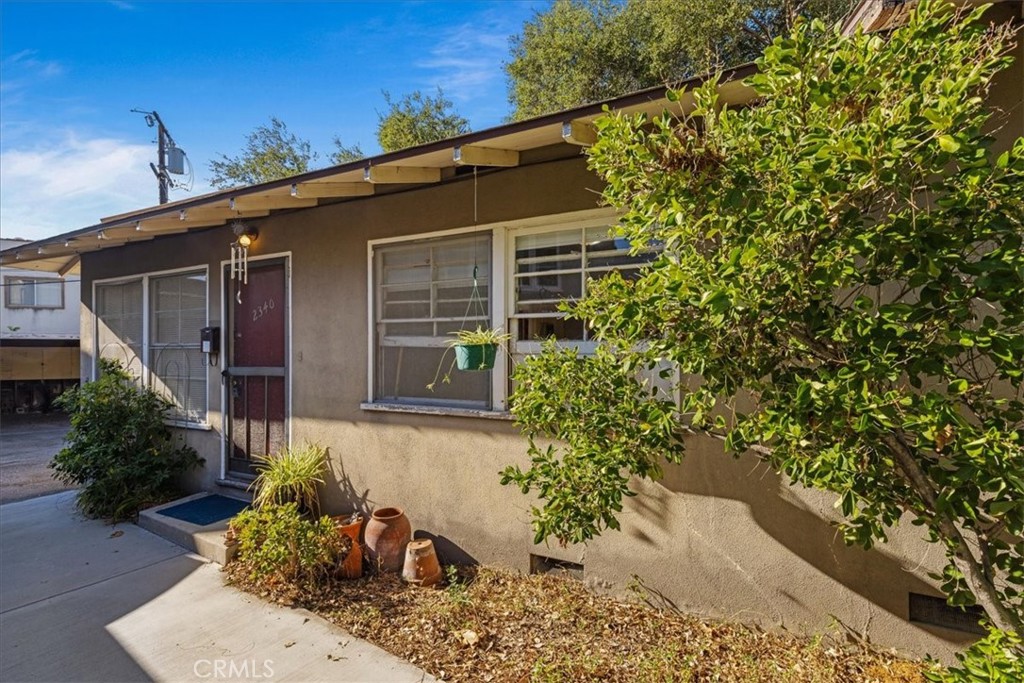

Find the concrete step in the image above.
[
  {"left": 215, "top": 478, "right": 255, "bottom": 500},
  {"left": 138, "top": 493, "right": 246, "bottom": 565}
]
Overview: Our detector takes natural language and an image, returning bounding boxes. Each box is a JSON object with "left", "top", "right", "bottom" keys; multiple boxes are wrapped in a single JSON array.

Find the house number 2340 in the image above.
[{"left": 251, "top": 298, "right": 275, "bottom": 322}]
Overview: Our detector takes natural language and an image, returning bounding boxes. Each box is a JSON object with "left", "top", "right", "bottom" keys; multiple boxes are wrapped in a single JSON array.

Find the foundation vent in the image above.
[
  {"left": 908, "top": 593, "right": 986, "bottom": 635},
  {"left": 530, "top": 554, "right": 584, "bottom": 580}
]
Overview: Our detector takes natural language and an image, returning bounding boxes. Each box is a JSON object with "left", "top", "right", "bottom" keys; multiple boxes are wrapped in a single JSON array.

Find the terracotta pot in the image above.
[
  {"left": 402, "top": 539, "right": 442, "bottom": 587},
  {"left": 364, "top": 507, "right": 411, "bottom": 573},
  {"left": 333, "top": 513, "right": 364, "bottom": 579}
]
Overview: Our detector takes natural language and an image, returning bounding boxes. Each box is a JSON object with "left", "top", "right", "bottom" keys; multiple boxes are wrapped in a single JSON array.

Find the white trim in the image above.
[
  {"left": 366, "top": 240, "right": 375, "bottom": 407},
  {"left": 490, "top": 225, "right": 508, "bottom": 410},
  {"left": 367, "top": 207, "right": 617, "bottom": 248},
  {"left": 360, "top": 401, "right": 513, "bottom": 421}
]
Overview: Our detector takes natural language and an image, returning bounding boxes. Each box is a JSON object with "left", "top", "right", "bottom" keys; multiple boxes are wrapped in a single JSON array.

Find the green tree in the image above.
[
  {"left": 502, "top": 1, "right": 1024, "bottom": 635},
  {"left": 330, "top": 137, "right": 365, "bottom": 164},
  {"left": 376, "top": 88, "right": 470, "bottom": 153},
  {"left": 505, "top": 0, "right": 852, "bottom": 120},
  {"left": 208, "top": 116, "right": 318, "bottom": 188}
]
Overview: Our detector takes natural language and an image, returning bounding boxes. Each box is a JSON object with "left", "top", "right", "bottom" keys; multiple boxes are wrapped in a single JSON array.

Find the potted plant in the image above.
[
  {"left": 249, "top": 441, "right": 327, "bottom": 517},
  {"left": 449, "top": 326, "right": 511, "bottom": 371},
  {"left": 426, "top": 326, "right": 511, "bottom": 392}
]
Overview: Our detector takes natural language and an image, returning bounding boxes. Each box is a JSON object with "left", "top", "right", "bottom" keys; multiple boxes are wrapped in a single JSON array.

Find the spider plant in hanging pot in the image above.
[
  {"left": 426, "top": 326, "right": 511, "bottom": 392},
  {"left": 449, "top": 326, "right": 510, "bottom": 371}
]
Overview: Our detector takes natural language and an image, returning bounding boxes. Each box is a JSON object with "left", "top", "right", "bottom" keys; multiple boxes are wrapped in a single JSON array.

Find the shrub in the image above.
[
  {"left": 250, "top": 441, "right": 327, "bottom": 516},
  {"left": 50, "top": 358, "right": 203, "bottom": 521},
  {"left": 927, "top": 627, "right": 1024, "bottom": 683},
  {"left": 229, "top": 503, "right": 348, "bottom": 587}
]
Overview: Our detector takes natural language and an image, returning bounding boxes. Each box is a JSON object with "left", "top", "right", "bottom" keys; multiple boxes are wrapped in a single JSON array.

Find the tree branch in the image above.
[{"left": 882, "top": 432, "right": 1022, "bottom": 632}]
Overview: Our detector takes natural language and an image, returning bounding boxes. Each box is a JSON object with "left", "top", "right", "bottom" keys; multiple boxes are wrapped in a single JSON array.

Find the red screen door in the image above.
[{"left": 226, "top": 259, "right": 287, "bottom": 477}]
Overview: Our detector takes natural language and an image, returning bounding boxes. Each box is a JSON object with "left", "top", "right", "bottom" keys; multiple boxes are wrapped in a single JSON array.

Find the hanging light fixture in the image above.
[{"left": 230, "top": 221, "right": 259, "bottom": 303}]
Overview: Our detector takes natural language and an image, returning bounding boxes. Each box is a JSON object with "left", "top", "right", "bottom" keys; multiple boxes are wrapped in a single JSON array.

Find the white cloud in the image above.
[
  {"left": 0, "top": 133, "right": 167, "bottom": 241},
  {"left": 415, "top": 15, "right": 512, "bottom": 101},
  {"left": 1, "top": 49, "right": 64, "bottom": 82}
]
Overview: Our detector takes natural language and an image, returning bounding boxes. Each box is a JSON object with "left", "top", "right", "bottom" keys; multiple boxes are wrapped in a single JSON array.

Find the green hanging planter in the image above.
[{"left": 454, "top": 343, "right": 497, "bottom": 371}]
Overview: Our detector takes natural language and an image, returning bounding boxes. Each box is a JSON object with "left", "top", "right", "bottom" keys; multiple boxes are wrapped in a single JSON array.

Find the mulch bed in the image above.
[{"left": 225, "top": 563, "right": 936, "bottom": 682}]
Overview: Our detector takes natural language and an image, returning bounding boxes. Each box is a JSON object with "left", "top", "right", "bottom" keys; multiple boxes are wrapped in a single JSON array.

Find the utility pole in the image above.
[{"left": 132, "top": 109, "right": 184, "bottom": 204}]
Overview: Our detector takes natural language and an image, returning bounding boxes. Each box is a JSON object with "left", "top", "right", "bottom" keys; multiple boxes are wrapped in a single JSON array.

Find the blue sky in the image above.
[{"left": 0, "top": 0, "right": 549, "bottom": 241}]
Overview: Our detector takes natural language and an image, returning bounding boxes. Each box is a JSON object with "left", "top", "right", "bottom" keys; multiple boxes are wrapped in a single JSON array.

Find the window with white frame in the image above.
[
  {"left": 5, "top": 276, "right": 64, "bottom": 309},
  {"left": 510, "top": 223, "right": 674, "bottom": 401},
  {"left": 373, "top": 233, "right": 492, "bottom": 408},
  {"left": 510, "top": 225, "right": 657, "bottom": 354},
  {"left": 96, "top": 279, "right": 145, "bottom": 380},
  {"left": 149, "top": 272, "right": 208, "bottom": 423},
  {"left": 94, "top": 269, "right": 208, "bottom": 425}
]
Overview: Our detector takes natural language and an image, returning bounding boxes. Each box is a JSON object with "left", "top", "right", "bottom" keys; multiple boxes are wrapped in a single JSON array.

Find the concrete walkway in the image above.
[{"left": 0, "top": 491, "right": 434, "bottom": 682}]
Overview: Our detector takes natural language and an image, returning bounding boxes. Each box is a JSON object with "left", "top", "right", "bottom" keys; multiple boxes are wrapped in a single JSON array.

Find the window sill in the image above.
[
  {"left": 165, "top": 419, "right": 213, "bottom": 431},
  {"left": 360, "top": 401, "right": 513, "bottom": 421}
]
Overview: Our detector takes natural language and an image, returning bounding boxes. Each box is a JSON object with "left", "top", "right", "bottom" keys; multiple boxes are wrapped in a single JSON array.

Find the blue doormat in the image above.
[{"left": 157, "top": 495, "right": 249, "bottom": 526}]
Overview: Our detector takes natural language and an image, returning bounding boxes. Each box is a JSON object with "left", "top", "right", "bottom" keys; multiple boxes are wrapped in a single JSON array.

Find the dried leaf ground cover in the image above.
[{"left": 226, "top": 563, "right": 936, "bottom": 682}]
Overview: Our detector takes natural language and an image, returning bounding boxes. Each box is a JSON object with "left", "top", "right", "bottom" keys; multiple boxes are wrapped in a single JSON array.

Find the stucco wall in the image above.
[{"left": 79, "top": 27, "right": 1023, "bottom": 659}]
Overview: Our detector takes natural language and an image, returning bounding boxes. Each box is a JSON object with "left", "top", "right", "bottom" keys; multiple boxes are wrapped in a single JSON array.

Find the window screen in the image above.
[
  {"left": 149, "top": 271, "right": 207, "bottom": 423},
  {"left": 374, "top": 233, "right": 491, "bottom": 408},
  {"left": 95, "top": 279, "right": 144, "bottom": 380}
]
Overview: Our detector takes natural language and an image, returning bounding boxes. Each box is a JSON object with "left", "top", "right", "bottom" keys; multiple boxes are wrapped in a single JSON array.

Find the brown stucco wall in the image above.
[{"left": 79, "top": 24, "right": 1023, "bottom": 659}]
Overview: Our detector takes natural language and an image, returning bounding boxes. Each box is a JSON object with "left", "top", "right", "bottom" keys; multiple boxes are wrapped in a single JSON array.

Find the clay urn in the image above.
[
  {"left": 364, "top": 507, "right": 411, "bottom": 573},
  {"left": 402, "top": 539, "right": 443, "bottom": 588},
  {"left": 333, "top": 513, "right": 364, "bottom": 579}
]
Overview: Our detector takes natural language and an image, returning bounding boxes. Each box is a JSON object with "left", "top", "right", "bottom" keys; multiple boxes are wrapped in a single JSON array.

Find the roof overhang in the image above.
[{"left": 0, "top": 63, "right": 758, "bottom": 274}]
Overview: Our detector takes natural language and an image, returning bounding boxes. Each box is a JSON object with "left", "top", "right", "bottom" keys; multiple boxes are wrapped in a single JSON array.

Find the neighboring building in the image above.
[
  {"left": 1, "top": 0, "right": 1019, "bottom": 658},
  {"left": 0, "top": 238, "right": 80, "bottom": 413}
]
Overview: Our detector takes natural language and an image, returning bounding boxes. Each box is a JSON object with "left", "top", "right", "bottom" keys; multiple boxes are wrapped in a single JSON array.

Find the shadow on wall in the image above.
[
  {"left": 414, "top": 530, "right": 479, "bottom": 566},
  {"left": 324, "top": 448, "right": 373, "bottom": 514},
  {"left": 322, "top": 446, "right": 480, "bottom": 567},
  {"left": 630, "top": 441, "right": 967, "bottom": 643}
]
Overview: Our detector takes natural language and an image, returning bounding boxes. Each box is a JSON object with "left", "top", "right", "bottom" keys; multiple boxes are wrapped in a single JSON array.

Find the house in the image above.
[
  {"left": 0, "top": 238, "right": 81, "bottom": 413},
  {"left": 1, "top": 0, "right": 1019, "bottom": 658}
]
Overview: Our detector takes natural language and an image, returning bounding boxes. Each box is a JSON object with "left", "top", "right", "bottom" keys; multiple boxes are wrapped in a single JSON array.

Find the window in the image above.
[
  {"left": 149, "top": 272, "right": 208, "bottom": 423},
  {"left": 96, "top": 279, "right": 144, "bottom": 380},
  {"left": 364, "top": 212, "right": 663, "bottom": 416},
  {"left": 373, "top": 233, "right": 492, "bottom": 408},
  {"left": 511, "top": 225, "right": 657, "bottom": 353},
  {"left": 5, "top": 277, "right": 64, "bottom": 309},
  {"left": 94, "top": 269, "right": 208, "bottom": 425},
  {"left": 510, "top": 223, "right": 674, "bottom": 402}
]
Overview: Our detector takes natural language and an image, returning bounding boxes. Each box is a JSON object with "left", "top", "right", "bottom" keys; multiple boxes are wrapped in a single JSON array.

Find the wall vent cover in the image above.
[{"left": 909, "top": 593, "right": 986, "bottom": 635}]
